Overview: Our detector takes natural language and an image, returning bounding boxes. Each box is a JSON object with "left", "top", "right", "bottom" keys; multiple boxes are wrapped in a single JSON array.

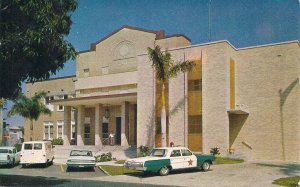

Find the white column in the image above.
[
  {"left": 121, "top": 101, "right": 129, "bottom": 146},
  {"left": 77, "top": 105, "right": 84, "bottom": 146},
  {"left": 95, "top": 104, "right": 103, "bottom": 146},
  {"left": 63, "top": 106, "right": 71, "bottom": 145}
]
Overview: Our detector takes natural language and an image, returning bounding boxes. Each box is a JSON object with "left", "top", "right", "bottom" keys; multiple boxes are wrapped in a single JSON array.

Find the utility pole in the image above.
[{"left": 208, "top": 0, "right": 212, "bottom": 42}]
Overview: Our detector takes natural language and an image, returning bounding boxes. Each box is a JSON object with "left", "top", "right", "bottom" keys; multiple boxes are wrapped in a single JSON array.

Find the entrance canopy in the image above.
[{"left": 51, "top": 92, "right": 137, "bottom": 107}]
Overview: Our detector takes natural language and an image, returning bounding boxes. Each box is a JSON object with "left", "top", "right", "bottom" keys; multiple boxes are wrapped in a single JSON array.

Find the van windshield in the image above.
[
  {"left": 0, "top": 149, "right": 9, "bottom": 153},
  {"left": 34, "top": 144, "right": 42, "bottom": 150}
]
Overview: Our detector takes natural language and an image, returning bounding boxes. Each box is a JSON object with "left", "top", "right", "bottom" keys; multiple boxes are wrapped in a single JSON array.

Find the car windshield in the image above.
[
  {"left": 70, "top": 150, "right": 93, "bottom": 157},
  {"left": 0, "top": 149, "right": 9, "bottom": 153},
  {"left": 150, "top": 149, "right": 167, "bottom": 157}
]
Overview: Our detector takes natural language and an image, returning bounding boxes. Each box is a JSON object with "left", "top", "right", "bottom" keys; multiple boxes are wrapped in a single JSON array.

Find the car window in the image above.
[
  {"left": 170, "top": 150, "right": 181, "bottom": 157},
  {"left": 34, "top": 143, "right": 43, "bottom": 150},
  {"left": 150, "top": 149, "right": 167, "bottom": 157},
  {"left": 24, "top": 144, "right": 33, "bottom": 150},
  {"left": 13, "top": 149, "right": 16, "bottom": 153},
  {"left": 8, "top": 150, "right": 12, "bottom": 154},
  {"left": 0, "top": 149, "right": 9, "bottom": 153},
  {"left": 181, "top": 149, "right": 192, "bottom": 156},
  {"left": 70, "top": 150, "right": 93, "bottom": 157}
]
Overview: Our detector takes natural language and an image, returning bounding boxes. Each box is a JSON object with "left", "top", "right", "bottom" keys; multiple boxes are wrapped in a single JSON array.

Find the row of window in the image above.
[
  {"left": 43, "top": 121, "right": 76, "bottom": 140},
  {"left": 45, "top": 95, "right": 70, "bottom": 112}
]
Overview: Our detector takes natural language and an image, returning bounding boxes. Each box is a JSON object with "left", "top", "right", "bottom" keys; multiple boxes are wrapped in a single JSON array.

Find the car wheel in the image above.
[
  {"left": 159, "top": 166, "right": 170, "bottom": 176},
  {"left": 11, "top": 159, "right": 15, "bottom": 167},
  {"left": 201, "top": 161, "right": 210, "bottom": 172}
]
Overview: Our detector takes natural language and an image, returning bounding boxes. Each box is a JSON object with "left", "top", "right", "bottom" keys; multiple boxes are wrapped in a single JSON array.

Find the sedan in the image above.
[
  {"left": 66, "top": 150, "right": 96, "bottom": 171},
  {"left": 0, "top": 146, "right": 20, "bottom": 167}
]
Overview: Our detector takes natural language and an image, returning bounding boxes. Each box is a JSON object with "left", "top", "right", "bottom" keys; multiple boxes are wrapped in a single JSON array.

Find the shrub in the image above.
[
  {"left": 14, "top": 144, "right": 22, "bottom": 152},
  {"left": 138, "top": 145, "right": 151, "bottom": 157},
  {"left": 210, "top": 147, "right": 220, "bottom": 156},
  {"left": 52, "top": 138, "right": 63, "bottom": 145},
  {"left": 95, "top": 152, "right": 112, "bottom": 162}
]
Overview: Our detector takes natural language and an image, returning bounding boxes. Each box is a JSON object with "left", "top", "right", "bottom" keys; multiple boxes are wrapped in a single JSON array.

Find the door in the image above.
[
  {"left": 115, "top": 117, "right": 121, "bottom": 145},
  {"left": 84, "top": 123, "right": 91, "bottom": 145},
  {"left": 170, "top": 149, "right": 184, "bottom": 169},
  {"left": 21, "top": 143, "right": 34, "bottom": 163},
  {"left": 181, "top": 149, "right": 197, "bottom": 168},
  {"left": 102, "top": 123, "right": 109, "bottom": 145}
]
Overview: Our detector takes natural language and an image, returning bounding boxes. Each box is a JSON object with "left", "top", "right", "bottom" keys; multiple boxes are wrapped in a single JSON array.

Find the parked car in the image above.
[
  {"left": 20, "top": 141, "right": 54, "bottom": 167},
  {"left": 66, "top": 150, "right": 96, "bottom": 171},
  {"left": 0, "top": 146, "right": 20, "bottom": 167},
  {"left": 124, "top": 147, "right": 216, "bottom": 176}
]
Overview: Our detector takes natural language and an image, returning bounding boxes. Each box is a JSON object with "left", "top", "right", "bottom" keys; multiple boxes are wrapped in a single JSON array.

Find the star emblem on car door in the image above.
[{"left": 188, "top": 159, "right": 193, "bottom": 165}]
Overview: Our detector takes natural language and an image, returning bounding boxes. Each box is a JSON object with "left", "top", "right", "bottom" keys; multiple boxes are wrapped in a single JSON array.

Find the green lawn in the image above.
[
  {"left": 99, "top": 165, "right": 141, "bottom": 176},
  {"left": 215, "top": 157, "right": 244, "bottom": 165},
  {"left": 272, "top": 176, "right": 300, "bottom": 187}
]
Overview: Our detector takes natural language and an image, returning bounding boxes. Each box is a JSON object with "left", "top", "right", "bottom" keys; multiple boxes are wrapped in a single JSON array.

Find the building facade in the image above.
[{"left": 25, "top": 26, "right": 300, "bottom": 161}]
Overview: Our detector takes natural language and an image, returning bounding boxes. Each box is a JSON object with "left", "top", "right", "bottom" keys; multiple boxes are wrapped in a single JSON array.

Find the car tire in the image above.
[
  {"left": 159, "top": 166, "right": 170, "bottom": 176},
  {"left": 201, "top": 161, "right": 210, "bottom": 172},
  {"left": 11, "top": 159, "right": 15, "bottom": 167}
]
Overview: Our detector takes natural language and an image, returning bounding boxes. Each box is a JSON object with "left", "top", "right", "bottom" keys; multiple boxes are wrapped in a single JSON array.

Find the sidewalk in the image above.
[{"left": 91, "top": 161, "right": 300, "bottom": 187}]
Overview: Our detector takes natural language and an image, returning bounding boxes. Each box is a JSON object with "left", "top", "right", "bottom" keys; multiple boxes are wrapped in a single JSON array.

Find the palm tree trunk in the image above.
[
  {"left": 161, "top": 84, "right": 167, "bottom": 147},
  {"left": 0, "top": 104, "right": 3, "bottom": 146},
  {"left": 30, "top": 120, "right": 33, "bottom": 141}
]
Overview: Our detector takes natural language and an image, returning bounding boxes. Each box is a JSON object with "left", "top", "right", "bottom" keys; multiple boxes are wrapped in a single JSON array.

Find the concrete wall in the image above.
[{"left": 232, "top": 42, "right": 300, "bottom": 161}]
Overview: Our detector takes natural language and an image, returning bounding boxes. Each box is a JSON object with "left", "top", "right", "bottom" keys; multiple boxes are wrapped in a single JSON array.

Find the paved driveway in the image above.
[{"left": 94, "top": 161, "right": 300, "bottom": 187}]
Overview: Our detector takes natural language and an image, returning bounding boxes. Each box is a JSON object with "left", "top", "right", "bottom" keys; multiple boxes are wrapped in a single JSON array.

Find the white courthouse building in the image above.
[{"left": 25, "top": 26, "right": 300, "bottom": 161}]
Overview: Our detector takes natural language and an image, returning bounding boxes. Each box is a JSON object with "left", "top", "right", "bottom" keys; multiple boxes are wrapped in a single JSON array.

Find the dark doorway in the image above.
[
  {"left": 102, "top": 123, "right": 108, "bottom": 138},
  {"left": 115, "top": 117, "right": 121, "bottom": 145}
]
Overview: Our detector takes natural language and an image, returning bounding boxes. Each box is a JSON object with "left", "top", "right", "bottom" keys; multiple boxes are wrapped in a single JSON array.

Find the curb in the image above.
[{"left": 98, "top": 166, "right": 111, "bottom": 176}]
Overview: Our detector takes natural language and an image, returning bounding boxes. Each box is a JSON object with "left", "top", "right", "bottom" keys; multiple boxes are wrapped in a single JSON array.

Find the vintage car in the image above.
[
  {"left": 66, "top": 150, "right": 96, "bottom": 171},
  {"left": 124, "top": 147, "right": 215, "bottom": 176},
  {"left": 0, "top": 146, "right": 20, "bottom": 167}
]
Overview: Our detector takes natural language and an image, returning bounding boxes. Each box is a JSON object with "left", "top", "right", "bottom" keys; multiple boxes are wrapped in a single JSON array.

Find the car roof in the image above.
[
  {"left": 0, "top": 146, "right": 15, "bottom": 149},
  {"left": 70, "top": 149, "right": 92, "bottom": 152},
  {"left": 154, "top": 147, "right": 190, "bottom": 150},
  {"left": 23, "top": 141, "right": 51, "bottom": 144}
]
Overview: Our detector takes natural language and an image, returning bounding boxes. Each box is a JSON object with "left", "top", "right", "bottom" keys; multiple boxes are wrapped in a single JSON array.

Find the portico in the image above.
[{"left": 52, "top": 93, "right": 137, "bottom": 146}]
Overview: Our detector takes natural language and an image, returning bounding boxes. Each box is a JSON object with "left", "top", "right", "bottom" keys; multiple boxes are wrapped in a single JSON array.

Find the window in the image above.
[
  {"left": 56, "top": 95, "right": 64, "bottom": 111},
  {"left": 188, "top": 115, "right": 202, "bottom": 133},
  {"left": 84, "top": 124, "right": 90, "bottom": 138},
  {"left": 45, "top": 96, "right": 54, "bottom": 111},
  {"left": 181, "top": 149, "right": 192, "bottom": 156},
  {"left": 83, "top": 68, "right": 90, "bottom": 77},
  {"left": 44, "top": 122, "right": 54, "bottom": 140},
  {"left": 170, "top": 150, "right": 181, "bottom": 157},
  {"left": 24, "top": 144, "right": 32, "bottom": 150},
  {"left": 57, "top": 121, "right": 64, "bottom": 139},
  {"left": 34, "top": 143, "right": 42, "bottom": 150},
  {"left": 71, "top": 121, "right": 76, "bottom": 139},
  {"left": 188, "top": 79, "right": 202, "bottom": 91}
]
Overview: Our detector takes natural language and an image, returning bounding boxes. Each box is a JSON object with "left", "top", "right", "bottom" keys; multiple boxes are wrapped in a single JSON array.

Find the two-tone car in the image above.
[
  {"left": 66, "top": 150, "right": 96, "bottom": 171},
  {"left": 0, "top": 146, "right": 20, "bottom": 167},
  {"left": 124, "top": 147, "right": 215, "bottom": 176}
]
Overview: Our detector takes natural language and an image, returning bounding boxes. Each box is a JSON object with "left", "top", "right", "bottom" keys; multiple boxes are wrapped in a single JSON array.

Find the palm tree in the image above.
[
  {"left": 148, "top": 45, "right": 195, "bottom": 147},
  {"left": 8, "top": 92, "right": 51, "bottom": 141},
  {"left": 0, "top": 98, "right": 6, "bottom": 146}
]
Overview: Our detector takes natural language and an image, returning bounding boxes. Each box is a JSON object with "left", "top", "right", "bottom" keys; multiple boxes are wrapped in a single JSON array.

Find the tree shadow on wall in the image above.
[{"left": 278, "top": 78, "right": 299, "bottom": 160}]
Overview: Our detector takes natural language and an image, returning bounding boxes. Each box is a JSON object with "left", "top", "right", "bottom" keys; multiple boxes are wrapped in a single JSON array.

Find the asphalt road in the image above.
[
  {"left": 0, "top": 164, "right": 105, "bottom": 180},
  {"left": 0, "top": 164, "right": 174, "bottom": 187}
]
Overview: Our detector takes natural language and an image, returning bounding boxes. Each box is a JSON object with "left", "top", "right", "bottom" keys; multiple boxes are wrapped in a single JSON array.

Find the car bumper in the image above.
[
  {"left": 0, "top": 160, "right": 10, "bottom": 165},
  {"left": 67, "top": 163, "right": 96, "bottom": 168},
  {"left": 124, "top": 165, "right": 147, "bottom": 171}
]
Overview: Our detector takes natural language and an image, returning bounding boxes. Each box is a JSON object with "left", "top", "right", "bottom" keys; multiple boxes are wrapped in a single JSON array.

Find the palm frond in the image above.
[{"left": 168, "top": 60, "right": 195, "bottom": 79}]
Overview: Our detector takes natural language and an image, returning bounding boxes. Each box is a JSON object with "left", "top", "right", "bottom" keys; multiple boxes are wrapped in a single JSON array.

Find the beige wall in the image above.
[
  {"left": 24, "top": 77, "right": 76, "bottom": 141},
  {"left": 232, "top": 42, "right": 300, "bottom": 161}
]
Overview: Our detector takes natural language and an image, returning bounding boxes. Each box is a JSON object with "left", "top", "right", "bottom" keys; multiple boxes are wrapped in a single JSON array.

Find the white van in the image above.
[{"left": 20, "top": 141, "right": 54, "bottom": 167}]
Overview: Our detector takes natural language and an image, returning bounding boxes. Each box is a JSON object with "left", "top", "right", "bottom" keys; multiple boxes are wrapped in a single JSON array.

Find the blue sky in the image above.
[{"left": 6, "top": 0, "right": 300, "bottom": 126}]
